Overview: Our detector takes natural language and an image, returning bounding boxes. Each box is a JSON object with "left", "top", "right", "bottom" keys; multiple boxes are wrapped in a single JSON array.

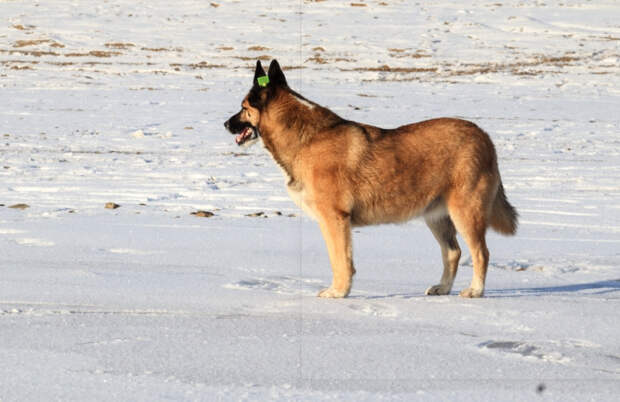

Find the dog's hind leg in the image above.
[
  {"left": 316, "top": 208, "right": 355, "bottom": 298},
  {"left": 424, "top": 215, "right": 461, "bottom": 296},
  {"left": 447, "top": 197, "right": 490, "bottom": 298}
]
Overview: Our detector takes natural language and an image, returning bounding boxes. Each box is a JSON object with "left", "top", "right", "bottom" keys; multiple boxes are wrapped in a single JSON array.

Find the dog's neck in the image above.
[
  {"left": 258, "top": 109, "right": 301, "bottom": 183},
  {"left": 258, "top": 89, "right": 345, "bottom": 184}
]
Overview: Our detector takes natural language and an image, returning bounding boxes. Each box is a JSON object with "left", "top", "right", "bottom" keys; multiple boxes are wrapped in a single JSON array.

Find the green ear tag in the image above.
[{"left": 257, "top": 75, "right": 270, "bottom": 87}]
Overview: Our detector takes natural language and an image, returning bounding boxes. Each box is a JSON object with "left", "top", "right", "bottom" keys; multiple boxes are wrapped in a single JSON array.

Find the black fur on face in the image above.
[
  {"left": 223, "top": 59, "right": 289, "bottom": 146},
  {"left": 247, "top": 59, "right": 288, "bottom": 110},
  {"left": 224, "top": 110, "right": 251, "bottom": 134}
]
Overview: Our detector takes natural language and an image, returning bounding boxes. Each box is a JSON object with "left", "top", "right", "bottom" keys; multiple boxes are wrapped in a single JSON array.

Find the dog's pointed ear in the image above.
[
  {"left": 253, "top": 60, "right": 266, "bottom": 86},
  {"left": 268, "top": 59, "right": 288, "bottom": 87}
]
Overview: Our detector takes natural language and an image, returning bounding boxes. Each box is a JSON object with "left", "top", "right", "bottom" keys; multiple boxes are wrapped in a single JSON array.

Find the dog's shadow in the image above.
[
  {"left": 487, "top": 278, "right": 620, "bottom": 298},
  {"left": 350, "top": 279, "right": 620, "bottom": 300}
]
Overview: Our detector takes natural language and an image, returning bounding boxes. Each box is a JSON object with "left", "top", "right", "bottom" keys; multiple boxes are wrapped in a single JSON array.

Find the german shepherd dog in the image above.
[{"left": 224, "top": 60, "right": 518, "bottom": 298}]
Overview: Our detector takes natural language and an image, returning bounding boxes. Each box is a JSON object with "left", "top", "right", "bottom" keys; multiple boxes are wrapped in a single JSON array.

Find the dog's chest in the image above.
[{"left": 286, "top": 181, "right": 317, "bottom": 220}]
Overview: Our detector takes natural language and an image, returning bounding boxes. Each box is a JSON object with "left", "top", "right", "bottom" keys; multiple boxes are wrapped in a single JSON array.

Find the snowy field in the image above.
[{"left": 1, "top": 0, "right": 619, "bottom": 400}]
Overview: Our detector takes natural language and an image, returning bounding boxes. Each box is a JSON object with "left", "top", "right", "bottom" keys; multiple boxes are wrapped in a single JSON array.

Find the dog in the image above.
[{"left": 224, "top": 59, "right": 518, "bottom": 298}]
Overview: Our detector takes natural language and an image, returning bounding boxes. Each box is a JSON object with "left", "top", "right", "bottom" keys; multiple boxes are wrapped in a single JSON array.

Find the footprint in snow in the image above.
[
  {"left": 223, "top": 276, "right": 323, "bottom": 295},
  {"left": 479, "top": 340, "right": 570, "bottom": 364},
  {"left": 347, "top": 301, "right": 398, "bottom": 318}
]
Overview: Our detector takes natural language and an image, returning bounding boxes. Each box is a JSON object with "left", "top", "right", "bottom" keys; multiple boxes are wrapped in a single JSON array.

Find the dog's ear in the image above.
[
  {"left": 268, "top": 59, "right": 288, "bottom": 87},
  {"left": 253, "top": 60, "right": 266, "bottom": 86}
]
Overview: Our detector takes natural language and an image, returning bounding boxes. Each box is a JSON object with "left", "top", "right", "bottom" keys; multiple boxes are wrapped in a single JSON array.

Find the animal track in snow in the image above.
[
  {"left": 479, "top": 340, "right": 570, "bottom": 364},
  {"left": 347, "top": 301, "right": 398, "bottom": 318},
  {"left": 223, "top": 276, "right": 323, "bottom": 295}
]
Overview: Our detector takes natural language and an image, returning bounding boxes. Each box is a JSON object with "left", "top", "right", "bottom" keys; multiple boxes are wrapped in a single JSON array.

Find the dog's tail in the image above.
[{"left": 489, "top": 181, "right": 518, "bottom": 235}]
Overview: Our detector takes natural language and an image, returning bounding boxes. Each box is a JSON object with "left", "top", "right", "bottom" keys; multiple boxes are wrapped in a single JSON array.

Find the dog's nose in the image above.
[{"left": 224, "top": 120, "right": 230, "bottom": 130}]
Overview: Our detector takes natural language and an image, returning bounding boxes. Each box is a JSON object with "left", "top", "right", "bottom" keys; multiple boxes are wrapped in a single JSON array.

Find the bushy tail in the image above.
[{"left": 490, "top": 182, "right": 518, "bottom": 235}]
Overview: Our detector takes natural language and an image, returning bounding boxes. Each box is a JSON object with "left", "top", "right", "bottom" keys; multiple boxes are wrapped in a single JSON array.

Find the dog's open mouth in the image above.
[{"left": 235, "top": 126, "right": 258, "bottom": 146}]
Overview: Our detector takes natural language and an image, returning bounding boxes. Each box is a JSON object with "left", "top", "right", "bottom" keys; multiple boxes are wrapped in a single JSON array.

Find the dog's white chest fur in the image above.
[
  {"left": 261, "top": 139, "right": 317, "bottom": 220},
  {"left": 287, "top": 182, "right": 317, "bottom": 220}
]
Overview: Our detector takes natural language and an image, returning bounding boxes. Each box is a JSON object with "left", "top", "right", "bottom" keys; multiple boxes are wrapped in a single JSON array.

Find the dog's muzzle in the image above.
[{"left": 224, "top": 115, "right": 258, "bottom": 146}]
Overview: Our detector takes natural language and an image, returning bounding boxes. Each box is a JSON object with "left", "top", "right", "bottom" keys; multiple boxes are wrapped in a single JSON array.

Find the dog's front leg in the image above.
[{"left": 316, "top": 208, "right": 355, "bottom": 298}]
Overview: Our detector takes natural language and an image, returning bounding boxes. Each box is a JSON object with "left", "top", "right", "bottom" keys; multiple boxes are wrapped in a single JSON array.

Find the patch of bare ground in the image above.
[
  {"left": 217, "top": 46, "right": 234, "bottom": 51},
  {"left": 351, "top": 2, "right": 367, "bottom": 6},
  {"left": 281, "top": 65, "right": 305, "bottom": 71},
  {"left": 389, "top": 49, "right": 431, "bottom": 59},
  {"left": 10, "top": 65, "right": 33, "bottom": 71},
  {"left": 344, "top": 65, "right": 437, "bottom": 73},
  {"left": 65, "top": 50, "right": 122, "bottom": 58},
  {"left": 234, "top": 55, "right": 271, "bottom": 61},
  {"left": 248, "top": 46, "right": 270, "bottom": 51},
  {"left": 593, "top": 35, "right": 620, "bottom": 41},
  {"left": 12, "top": 24, "right": 36, "bottom": 31},
  {"left": 105, "top": 42, "right": 135, "bottom": 49},
  {"left": 12, "top": 39, "right": 64, "bottom": 48},
  {"left": 141, "top": 47, "right": 182, "bottom": 52},
  {"left": 306, "top": 55, "right": 328, "bottom": 64},
  {"left": 447, "top": 54, "right": 583, "bottom": 76},
  {"left": 1, "top": 60, "right": 39, "bottom": 66},
  {"left": 13, "top": 39, "right": 48, "bottom": 48},
  {"left": 170, "top": 61, "right": 226, "bottom": 70}
]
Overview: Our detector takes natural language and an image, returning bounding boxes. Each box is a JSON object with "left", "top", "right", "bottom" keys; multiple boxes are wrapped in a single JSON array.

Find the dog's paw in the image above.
[
  {"left": 425, "top": 284, "right": 451, "bottom": 296},
  {"left": 459, "top": 287, "right": 484, "bottom": 298},
  {"left": 318, "top": 286, "right": 349, "bottom": 298}
]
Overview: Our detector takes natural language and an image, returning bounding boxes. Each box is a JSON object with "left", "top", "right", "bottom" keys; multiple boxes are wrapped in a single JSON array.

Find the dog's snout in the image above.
[{"left": 224, "top": 120, "right": 230, "bottom": 130}]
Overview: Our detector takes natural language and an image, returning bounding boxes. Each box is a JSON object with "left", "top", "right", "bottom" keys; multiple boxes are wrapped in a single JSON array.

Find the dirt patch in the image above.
[
  {"left": 105, "top": 42, "right": 135, "bottom": 50},
  {"left": 234, "top": 55, "right": 271, "bottom": 61},
  {"left": 65, "top": 50, "right": 122, "bottom": 58},
  {"left": 446, "top": 54, "right": 582, "bottom": 77},
  {"left": 141, "top": 47, "right": 180, "bottom": 52},
  {"left": 12, "top": 24, "right": 35, "bottom": 31},
  {"left": 170, "top": 61, "right": 226, "bottom": 70},
  {"left": 346, "top": 65, "right": 437, "bottom": 73},
  {"left": 248, "top": 46, "right": 270, "bottom": 51},
  {"left": 306, "top": 55, "right": 328, "bottom": 64},
  {"left": 13, "top": 39, "right": 51, "bottom": 48},
  {"left": 192, "top": 210, "right": 215, "bottom": 217}
]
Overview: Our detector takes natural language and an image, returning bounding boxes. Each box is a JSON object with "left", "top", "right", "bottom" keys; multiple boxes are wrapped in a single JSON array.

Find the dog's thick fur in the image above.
[{"left": 225, "top": 60, "right": 518, "bottom": 298}]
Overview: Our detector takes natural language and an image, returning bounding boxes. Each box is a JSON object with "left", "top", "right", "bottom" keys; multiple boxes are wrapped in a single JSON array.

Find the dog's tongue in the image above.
[{"left": 235, "top": 127, "right": 253, "bottom": 145}]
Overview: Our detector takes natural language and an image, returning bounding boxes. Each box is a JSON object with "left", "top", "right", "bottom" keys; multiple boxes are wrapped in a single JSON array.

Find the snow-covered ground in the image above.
[{"left": 1, "top": 0, "right": 619, "bottom": 400}]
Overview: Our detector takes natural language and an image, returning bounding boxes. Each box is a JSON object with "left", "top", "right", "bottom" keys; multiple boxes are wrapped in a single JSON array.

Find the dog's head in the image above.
[{"left": 224, "top": 59, "right": 288, "bottom": 146}]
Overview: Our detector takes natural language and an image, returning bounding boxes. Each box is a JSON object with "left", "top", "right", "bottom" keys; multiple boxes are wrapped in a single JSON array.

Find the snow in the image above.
[{"left": 1, "top": 0, "right": 619, "bottom": 400}]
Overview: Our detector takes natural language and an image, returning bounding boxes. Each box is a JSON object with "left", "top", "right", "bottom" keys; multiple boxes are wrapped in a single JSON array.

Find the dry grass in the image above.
[
  {"left": 13, "top": 39, "right": 51, "bottom": 48},
  {"left": 234, "top": 55, "right": 271, "bottom": 61},
  {"left": 105, "top": 43, "right": 135, "bottom": 50},
  {"left": 12, "top": 24, "right": 35, "bottom": 31},
  {"left": 170, "top": 61, "right": 226, "bottom": 69},
  {"left": 65, "top": 50, "right": 122, "bottom": 58},
  {"left": 12, "top": 39, "right": 64, "bottom": 49},
  {"left": 346, "top": 65, "right": 438, "bottom": 73}
]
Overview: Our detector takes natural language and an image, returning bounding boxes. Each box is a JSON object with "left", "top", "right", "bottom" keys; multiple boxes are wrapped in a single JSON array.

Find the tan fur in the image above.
[{"left": 232, "top": 70, "right": 518, "bottom": 298}]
